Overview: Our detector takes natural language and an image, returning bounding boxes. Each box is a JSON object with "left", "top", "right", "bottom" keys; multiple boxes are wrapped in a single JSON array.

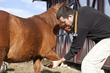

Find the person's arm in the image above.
[
  {"left": 64, "top": 27, "right": 88, "bottom": 60},
  {"left": 52, "top": 27, "right": 88, "bottom": 68},
  {"left": 52, "top": 57, "right": 66, "bottom": 68}
]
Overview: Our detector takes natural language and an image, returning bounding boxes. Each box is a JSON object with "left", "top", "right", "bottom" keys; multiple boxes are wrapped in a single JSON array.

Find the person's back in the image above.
[{"left": 77, "top": 6, "right": 110, "bottom": 43}]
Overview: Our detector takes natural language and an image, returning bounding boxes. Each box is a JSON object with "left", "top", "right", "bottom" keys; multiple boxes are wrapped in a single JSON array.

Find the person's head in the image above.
[{"left": 56, "top": 5, "right": 75, "bottom": 33}]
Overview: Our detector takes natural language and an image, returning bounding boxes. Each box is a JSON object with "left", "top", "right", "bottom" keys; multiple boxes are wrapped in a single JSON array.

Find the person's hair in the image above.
[{"left": 56, "top": 5, "right": 75, "bottom": 20}]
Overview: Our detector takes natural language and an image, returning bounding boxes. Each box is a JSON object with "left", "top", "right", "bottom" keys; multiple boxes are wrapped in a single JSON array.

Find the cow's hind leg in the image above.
[
  {"left": 0, "top": 47, "right": 7, "bottom": 70},
  {"left": 33, "top": 57, "right": 42, "bottom": 73}
]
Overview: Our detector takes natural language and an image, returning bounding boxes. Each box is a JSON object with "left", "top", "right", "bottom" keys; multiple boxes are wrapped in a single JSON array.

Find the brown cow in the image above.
[{"left": 0, "top": 2, "right": 66, "bottom": 73}]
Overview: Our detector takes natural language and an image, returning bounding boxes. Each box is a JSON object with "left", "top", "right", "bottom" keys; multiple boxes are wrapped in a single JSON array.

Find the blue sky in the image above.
[
  {"left": 0, "top": 0, "right": 46, "bottom": 18},
  {"left": 0, "top": 0, "right": 110, "bottom": 18}
]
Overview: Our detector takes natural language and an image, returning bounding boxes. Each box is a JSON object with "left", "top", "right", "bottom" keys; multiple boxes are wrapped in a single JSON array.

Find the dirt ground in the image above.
[
  {"left": 3, "top": 61, "right": 81, "bottom": 73},
  {"left": 2, "top": 61, "right": 110, "bottom": 73}
]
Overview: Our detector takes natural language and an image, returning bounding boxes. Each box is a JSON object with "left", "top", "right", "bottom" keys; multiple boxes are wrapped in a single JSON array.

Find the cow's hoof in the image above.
[
  {"left": 41, "top": 59, "right": 53, "bottom": 68},
  {"left": 0, "top": 62, "right": 7, "bottom": 73}
]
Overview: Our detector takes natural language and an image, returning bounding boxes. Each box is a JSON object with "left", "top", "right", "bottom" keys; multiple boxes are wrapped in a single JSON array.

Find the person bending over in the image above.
[{"left": 52, "top": 5, "right": 110, "bottom": 73}]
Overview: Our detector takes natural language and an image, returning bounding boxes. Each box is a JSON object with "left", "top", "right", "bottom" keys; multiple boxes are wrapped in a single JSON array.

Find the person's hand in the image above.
[
  {"left": 52, "top": 60, "right": 61, "bottom": 68},
  {"left": 52, "top": 57, "right": 66, "bottom": 69}
]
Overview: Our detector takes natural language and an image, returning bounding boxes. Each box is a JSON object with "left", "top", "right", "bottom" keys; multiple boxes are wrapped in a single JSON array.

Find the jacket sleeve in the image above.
[{"left": 64, "top": 27, "right": 88, "bottom": 60}]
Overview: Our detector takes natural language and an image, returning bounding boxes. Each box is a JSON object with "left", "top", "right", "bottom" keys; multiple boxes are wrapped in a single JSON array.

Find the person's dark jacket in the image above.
[{"left": 64, "top": 6, "right": 110, "bottom": 60}]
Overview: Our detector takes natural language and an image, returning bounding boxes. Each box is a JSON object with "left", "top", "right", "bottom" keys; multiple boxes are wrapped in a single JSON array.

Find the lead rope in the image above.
[{"left": 73, "top": 11, "right": 78, "bottom": 37}]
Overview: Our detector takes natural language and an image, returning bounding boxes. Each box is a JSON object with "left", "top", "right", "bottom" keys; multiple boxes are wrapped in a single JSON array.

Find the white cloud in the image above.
[
  {"left": 0, "top": 0, "right": 6, "bottom": 2},
  {"left": 0, "top": 7, "right": 33, "bottom": 18}
]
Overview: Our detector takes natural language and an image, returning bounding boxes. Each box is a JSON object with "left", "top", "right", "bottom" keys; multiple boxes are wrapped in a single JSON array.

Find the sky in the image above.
[
  {"left": 0, "top": 0, "right": 110, "bottom": 18},
  {"left": 0, "top": 0, "right": 46, "bottom": 18}
]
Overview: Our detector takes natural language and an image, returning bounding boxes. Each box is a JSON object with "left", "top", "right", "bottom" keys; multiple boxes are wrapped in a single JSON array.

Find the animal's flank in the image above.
[
  {"left": 0, "top": 2, "right": 66, "bottom": 73},
  {"left": 0, "top": 10, "right": 10, "bottom": 47}
]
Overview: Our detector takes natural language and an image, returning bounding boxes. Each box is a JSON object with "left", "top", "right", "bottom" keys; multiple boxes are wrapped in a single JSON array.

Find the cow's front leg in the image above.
[
  {"left": 41, "top": 50, "right": 60, "bottom": 68},
  {"left": 45, "top": 50, "right": 60, "bottom": 61},
  {"left": 33, "top": 58, "right": 42, "bottom": 73}
]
